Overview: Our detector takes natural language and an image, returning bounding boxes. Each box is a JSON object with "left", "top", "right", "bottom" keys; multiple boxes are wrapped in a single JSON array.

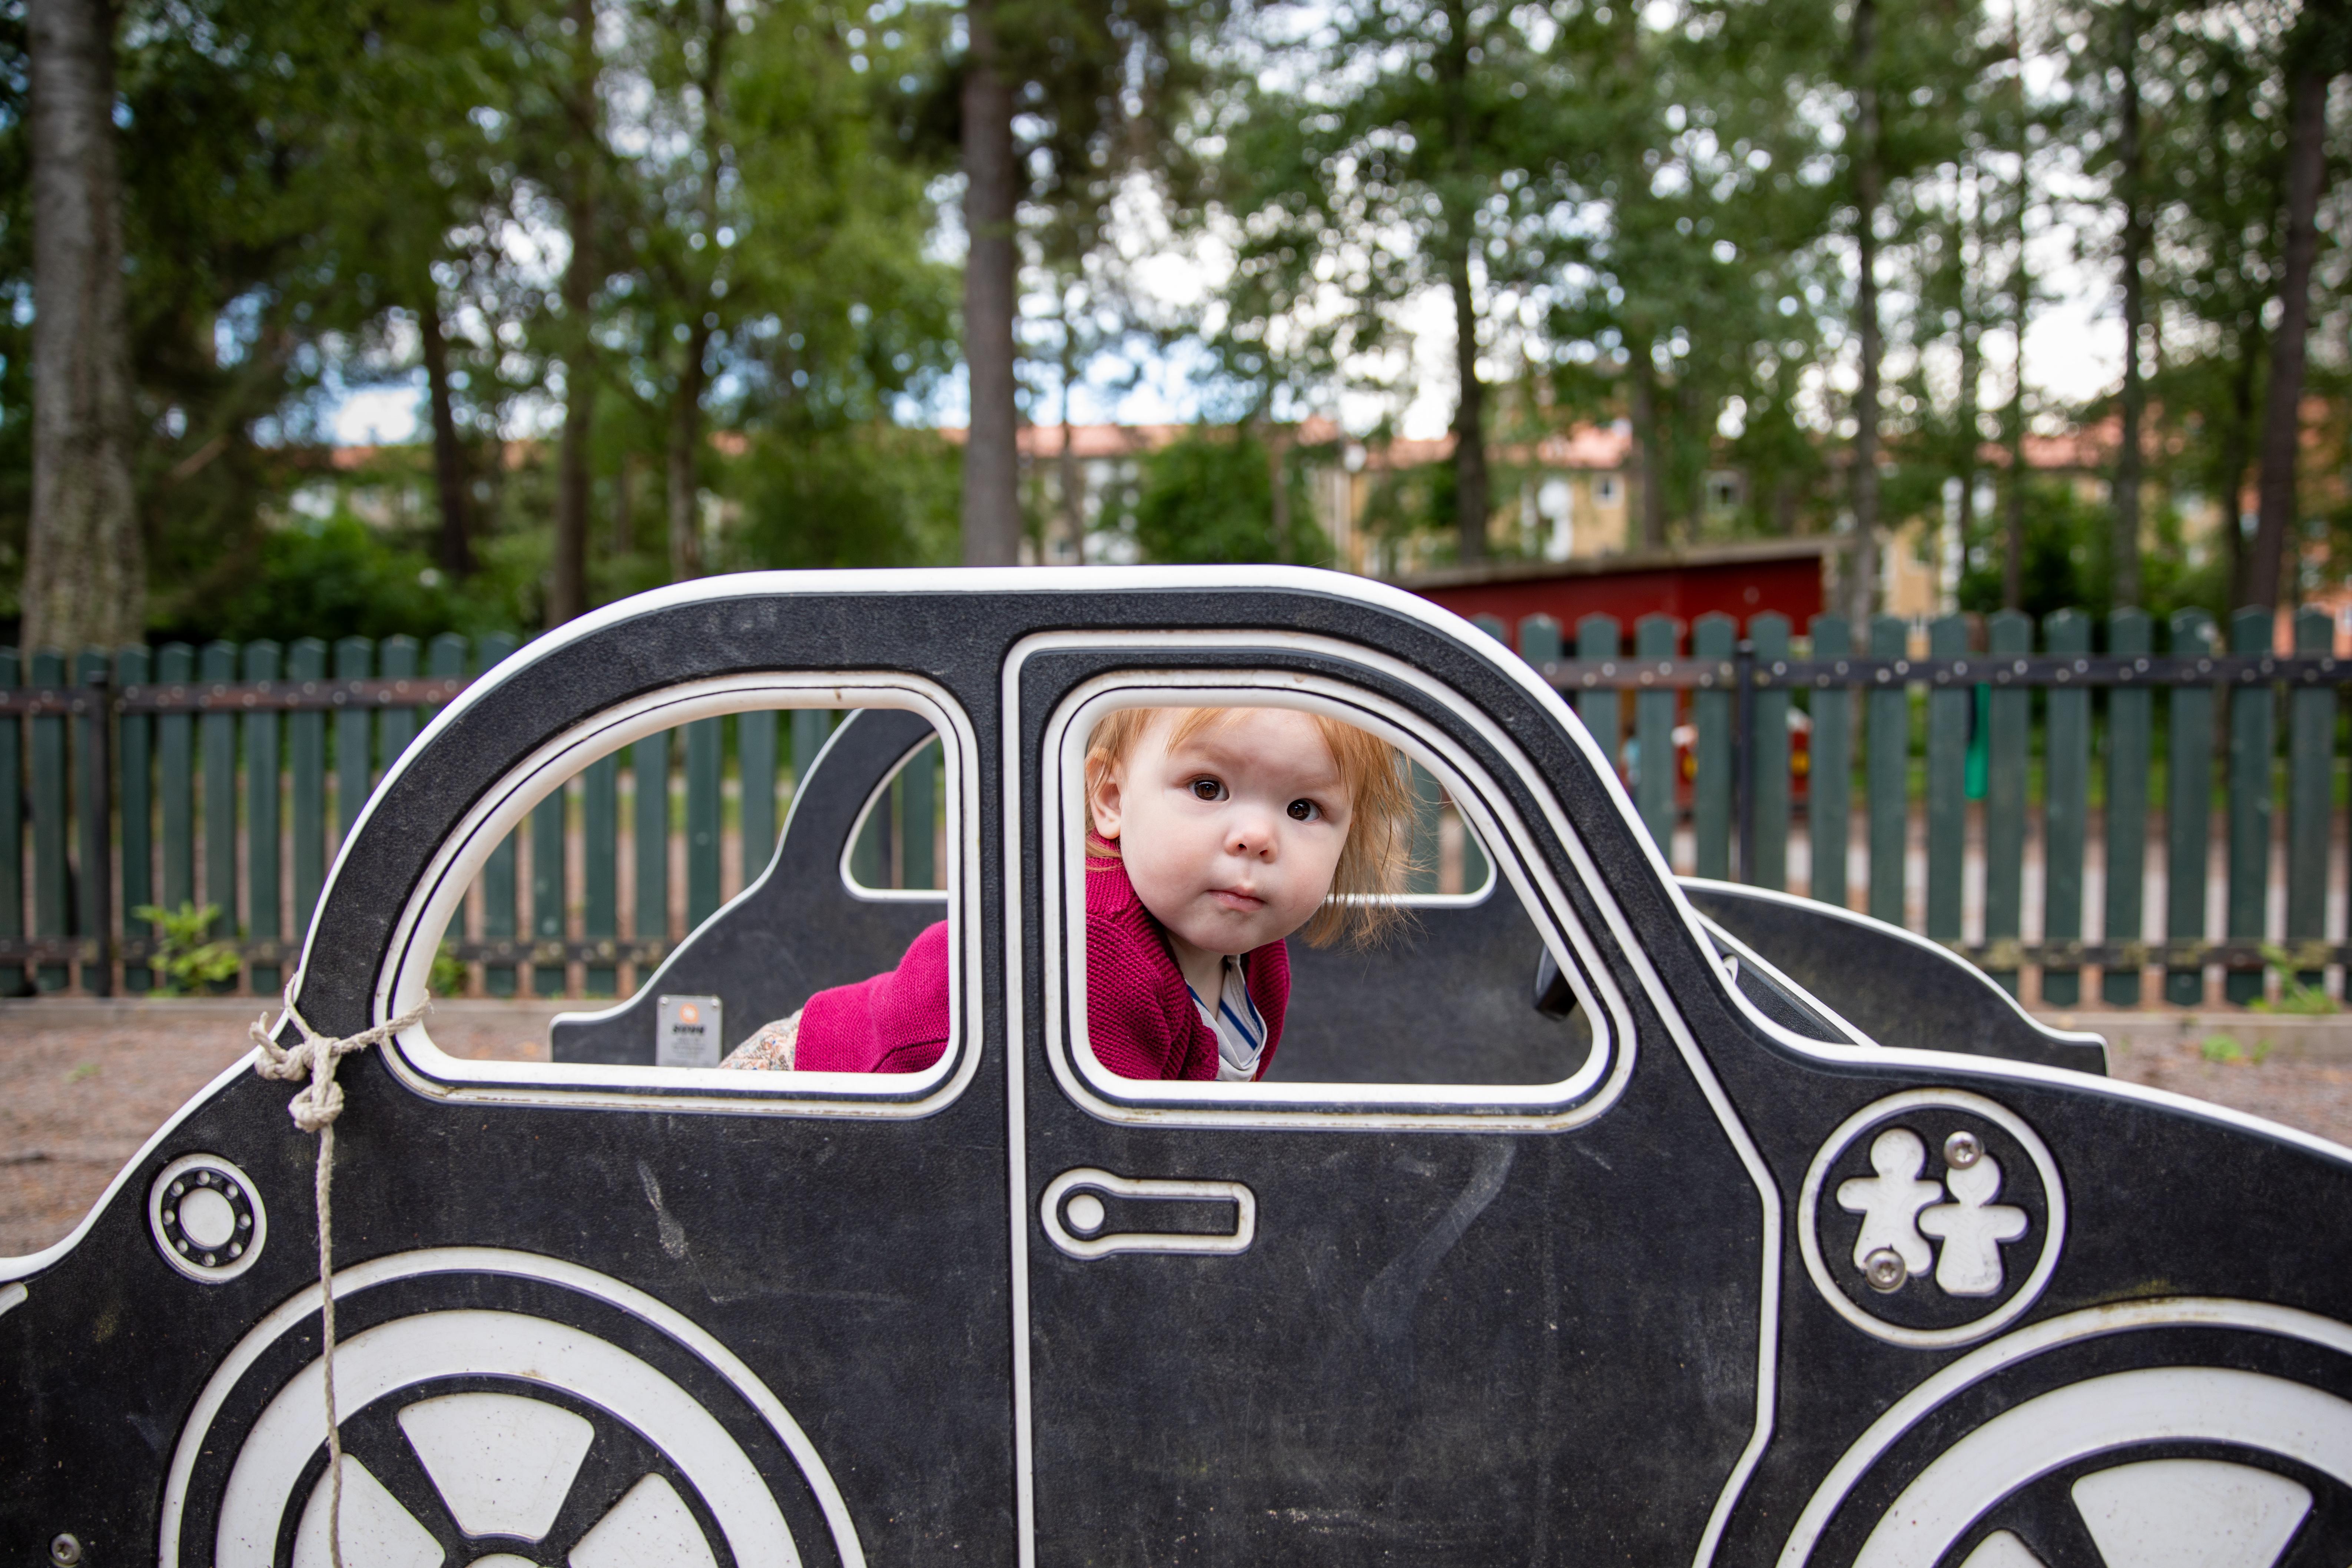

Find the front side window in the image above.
[{"left": 1035, "top": 664, "right": 1632, "bottom": 1128}]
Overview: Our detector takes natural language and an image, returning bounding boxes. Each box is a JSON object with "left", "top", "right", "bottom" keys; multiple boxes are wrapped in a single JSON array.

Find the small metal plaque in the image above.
[{"left": 655, "top": 995, "right": 723, "bottom": 1068}]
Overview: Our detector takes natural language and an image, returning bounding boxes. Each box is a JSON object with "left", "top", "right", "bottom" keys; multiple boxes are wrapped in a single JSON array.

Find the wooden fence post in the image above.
[
  {"left": 1748, "top": 613, "right": 1791, "bottom": 892},
  {"left": 634, "top": 726, "right": 672, "bottom": 966},
  {"left": 583, "top": 750, "right": 619, "bottom": 997},
  {"left": 2040, "top": 610, "right": 2091, "bottom": 1006},
  {"left": 686, "top": 715, "right": 723, "bottom": 924},
  {"left": 31, "top": 649, "right": 69, "bottom": 992},
  {"left": 2288, "top": 606, "right": 2334, "bottom": 985},
  {"left": 902, "top": 739, "right": 938, "bottom": 890},
  {"left": 1635, "top": 615, "right": 1678, "bottom": 855},
  {"left": 199, "top": 641, "right": 238, "bottom": 977},
  {"left": 1808, "top": 615, "right": 1852, "bottom": 909},
  {"left": 476, "top": 633, "right": 521, "bottom": 997},
  {"left": 1867, "top": 615, "right": 1909, "bottom": 928},
  {"left": 1925, "top": 615, "right": 1969, "bottom": 945},
  {"left": 1983, "top": 610, "right": 2033, "bottom": 994},
  {"left": 2225, "top": 605, "right": 2275, "bottom": 1004},
  {"left": 0, "top": 649, "right": 21, "bottom": 997},
  {"left": 741, "top": 707, "right": 779, "bottom": 886},
  {"left": 2103, "top": 610, "right": 2151, "bottom": 1004},
  {"left": 289, "top": 638, "right": 328, "bottom": 942},
  {"left": 2166, "top": 609, "right": 2217, "bottom": 1006},
  {"left": 1572, "top": 614, "right": 1620, "bottom": 780},
  {"left": 75, "top": 647, "right": 111, "bottom": 997},
  {"left": 117, "top": 644, "right": 152, "bottom": 993},
  {"left": 1692, "top": 614, "right": 1735, "bottom": 880},
  {"left": 334, "top": 636, "right": 374, "bottom": 850},
  {"left": 532, "top": 772, "right": 568, "bottom": 998},
  {"left": 243, "top": 640, "right": 283, "bottom": 997}
]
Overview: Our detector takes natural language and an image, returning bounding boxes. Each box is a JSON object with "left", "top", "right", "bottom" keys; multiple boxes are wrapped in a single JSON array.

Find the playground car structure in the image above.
[{"left": 6, "top": 566, "right": 2352, "bottom": 1568}]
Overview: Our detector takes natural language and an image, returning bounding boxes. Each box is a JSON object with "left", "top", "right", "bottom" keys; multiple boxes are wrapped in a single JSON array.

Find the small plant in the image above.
[
  {"left": 430, "top": 940, "right": 469, "bottom": 999},
  {"left": 2200, "top": 1034, "right": 2244, "bottom": 1065},
  {"left": 133, "top": 902, "right": 244, "bottom": 997},
  {"left": 2250, "top": 946, "right": 2338, "bottom": 1016},
  {"left": 66, "top": 1062, "right": 100, "bottom": 1083}
]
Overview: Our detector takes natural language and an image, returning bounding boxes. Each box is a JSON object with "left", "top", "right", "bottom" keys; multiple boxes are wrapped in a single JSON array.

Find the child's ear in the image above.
[{"left": 1089, "top": 765, "right": 1125, "bottom": 841}]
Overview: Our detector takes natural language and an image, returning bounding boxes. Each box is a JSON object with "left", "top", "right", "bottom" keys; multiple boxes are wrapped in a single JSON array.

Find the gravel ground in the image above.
[
  {"left": 6, "top": 1001, "right": 2351, "bottom": 1260},
  {"left": 0, "top": 1000, "right": 555, "bottom": 1259}
]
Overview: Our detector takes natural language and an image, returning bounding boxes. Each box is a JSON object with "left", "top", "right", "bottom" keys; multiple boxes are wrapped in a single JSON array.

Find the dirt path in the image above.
[
  {"left": 0, "top": 999, "right": 556, "bottom": 1258},
  {"left": 6, "top": 1001, "right": 2351, "bottom": 1260}
]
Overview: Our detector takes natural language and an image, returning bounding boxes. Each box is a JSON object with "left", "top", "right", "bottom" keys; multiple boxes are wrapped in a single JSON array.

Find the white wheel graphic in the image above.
[
  {"left": 161, "top": 1250, "right": 864, "bottom": 1568},
  {"left": 1852, "top": 1368, "right": 2352, "bottom": 1568},
  {"left": 220, "top": 1310, "right": 792, "bottom": 1568}
]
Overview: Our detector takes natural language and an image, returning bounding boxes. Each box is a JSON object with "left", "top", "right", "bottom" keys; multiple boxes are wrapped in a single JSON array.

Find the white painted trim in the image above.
[
  {"left": 1678, "top": 878, "right": 2112, "bottom": 1066},
  {"left": 1037, "top": 1168, "right": 1257, "bottom": 1259},
  {"left": 1851, "top": 1367, "right": 2352, "bottom": 1568},
  {"left": 159, "top": 1247, "right": 863, "bottom": 1568},
  {"left": 838, "top": 736, "right": 958, "bottom": 902},
  {"left": 1797, "top": 1089, "right": 2067, "bottom": 1349},
  {"left": 1692, "top": 915, "right": 1880, "bottom": 1052},
  {"left": 1776, "top": 1295, "right": 2352, "bottom": 1565},
  {"left": 321, "top": 672, "right": 984, "bottom": 1120}
]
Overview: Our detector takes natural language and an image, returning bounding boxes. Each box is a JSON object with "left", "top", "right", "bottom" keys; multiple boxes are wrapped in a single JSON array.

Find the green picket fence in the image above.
[
  {"left": 4, "top": 607, "right": 2348, "bottom": 1007},
  {"left": 0, "top": 634, "right": 941, "bottom": 1000},
  {"left": 1504, "top": 601, "right": 2348, "bottom": 1007}
]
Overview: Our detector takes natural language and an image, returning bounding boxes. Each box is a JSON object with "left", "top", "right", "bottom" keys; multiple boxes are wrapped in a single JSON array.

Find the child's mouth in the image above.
[{"left": 1211, "top": 888, "right": 1265, "bottom": 912}]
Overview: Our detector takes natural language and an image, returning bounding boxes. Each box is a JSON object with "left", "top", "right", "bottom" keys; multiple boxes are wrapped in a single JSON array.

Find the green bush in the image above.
[{"left": 1130, "top": 428, "right": 1326, "bottom": 566}]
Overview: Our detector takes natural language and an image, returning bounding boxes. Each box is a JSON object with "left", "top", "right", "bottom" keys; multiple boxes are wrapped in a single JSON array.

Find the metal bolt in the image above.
[
  {"left": 51, "top": 1534, "right": 82, "bottom": 1568},
  {"left": 1863, "top": 1249, "right": 1908, "bottom": 1293},
  {"left": 1944, "top": 1131, "right": 1984, "bottom": 1169}
]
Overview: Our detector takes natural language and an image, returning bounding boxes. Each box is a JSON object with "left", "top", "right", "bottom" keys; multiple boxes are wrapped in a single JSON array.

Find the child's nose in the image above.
[{"left": 1228, "top": 809, "right": 1278, "bottom": 858}]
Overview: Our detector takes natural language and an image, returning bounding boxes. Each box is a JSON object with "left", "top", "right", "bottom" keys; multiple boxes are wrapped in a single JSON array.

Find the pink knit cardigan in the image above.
[{"left": 794, "top": 855, "right": 1290, "bottom": 1080}]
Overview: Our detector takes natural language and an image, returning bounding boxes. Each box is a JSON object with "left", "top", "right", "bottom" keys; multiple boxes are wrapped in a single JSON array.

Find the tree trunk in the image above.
[
  {"left": 1629, "top": 344, "right": 1667, "bottom": 552},
  {"left": 667, "top": 323, "right": 711, "bottom": 582},
  {"left": 2004, "top": 128, "right": 2028, "bottom": 613},
  {"left": 23, "top": 0, "right": 142, "bottom": 654},
  {"left": 1848, "top": 0, "right": 1883, "bottom": 624},
  {"left": 2111, "top": 1, "right": 2146, "bottom": 611},
  {"left": 2222, "top": 317, "right": 2260, "bottom": 610},
  {"left": 961, "top": 0, "right": 1021, "bottom": 566},
  {"left": 1954, "top": 176, "right": 1979, "bottom": 614},
  {"left": 419, "top": 289, "right": 475, "bottom": 578},
  {"left": 1448, "top": 239, "right": 1489, "bottom": 562},
  {"left": 547, "top": 0, "right": 598, "bottom": 627},
  {"left": 2246, "top": 19, "right": 2336, "bottom": 611}
]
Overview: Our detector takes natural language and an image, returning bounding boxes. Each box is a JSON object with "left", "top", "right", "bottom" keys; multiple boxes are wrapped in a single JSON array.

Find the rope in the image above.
[{"left": 251, "top": 990, "right": 431, "bottom": 1568}]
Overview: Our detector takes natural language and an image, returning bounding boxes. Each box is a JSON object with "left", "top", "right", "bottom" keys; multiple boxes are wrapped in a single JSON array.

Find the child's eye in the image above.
[
  {"left": 1189, "top": 778, "right": 1227, "bottom": 802},
  {"left": 1287, "top": 799, "right": 1321, "bottom": 821}
]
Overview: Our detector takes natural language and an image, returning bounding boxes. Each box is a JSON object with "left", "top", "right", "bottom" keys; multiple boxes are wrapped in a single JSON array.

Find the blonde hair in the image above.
[{"left": 1083, "top": 706, "right": 1418, "bottom": 947}]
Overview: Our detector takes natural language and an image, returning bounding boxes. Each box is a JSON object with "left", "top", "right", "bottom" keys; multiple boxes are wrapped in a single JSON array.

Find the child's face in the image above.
[{"left": 1090, "top": 708, "right": 1352, "bottom": 971}]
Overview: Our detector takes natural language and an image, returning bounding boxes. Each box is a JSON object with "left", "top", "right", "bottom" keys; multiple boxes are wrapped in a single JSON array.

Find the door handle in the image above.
[{"left": 1040, "top": 1167, "right": 1257, "bottom": 1260}]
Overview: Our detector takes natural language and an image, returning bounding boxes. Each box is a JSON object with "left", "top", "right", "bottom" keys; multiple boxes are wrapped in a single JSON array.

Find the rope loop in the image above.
[{"left": 251, "top": 987, "right": 431, "bottom": 1568}]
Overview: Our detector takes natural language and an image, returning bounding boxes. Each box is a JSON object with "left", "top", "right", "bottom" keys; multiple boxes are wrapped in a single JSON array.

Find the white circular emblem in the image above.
[
  {"left": 1798, "top": 1088, "right": 2065, "bottom": 1349},
  {"left": 149, "top": 1153, "right": 267, "bottom": 1283}
]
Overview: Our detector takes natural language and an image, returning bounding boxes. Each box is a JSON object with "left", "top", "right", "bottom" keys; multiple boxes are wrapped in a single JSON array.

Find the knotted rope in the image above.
[{"left": 251, "top": 991, "right": 431, "bottom": 1568}]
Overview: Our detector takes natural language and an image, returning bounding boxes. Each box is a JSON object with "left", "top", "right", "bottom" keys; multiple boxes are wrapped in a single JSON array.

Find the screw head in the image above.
[
  {"left": 1944, "top": 1130, "right": 1984, "bottom": 1169},
  {"left": 1863, "top": 1248, "right": 1908, "bottom": 1293},
  {"left": 52, "top": 1534, "right": 83, "bottom": 1567}
]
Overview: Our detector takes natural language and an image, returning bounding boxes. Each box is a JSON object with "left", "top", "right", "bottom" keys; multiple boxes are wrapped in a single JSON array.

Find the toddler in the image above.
[{"left": 720, "top": 705, "right": 1413, "bottom": 1080}]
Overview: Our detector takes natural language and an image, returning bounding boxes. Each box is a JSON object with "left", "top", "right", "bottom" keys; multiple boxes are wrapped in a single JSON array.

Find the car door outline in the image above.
[{"left": 997, "top": 617, "right": 1784, "bottom": 1566}]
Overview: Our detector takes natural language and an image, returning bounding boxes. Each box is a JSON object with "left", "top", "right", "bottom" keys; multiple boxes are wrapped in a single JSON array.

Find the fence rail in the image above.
[{"left": 6, "top": 604, "right": 2351, "bottom": 1008}]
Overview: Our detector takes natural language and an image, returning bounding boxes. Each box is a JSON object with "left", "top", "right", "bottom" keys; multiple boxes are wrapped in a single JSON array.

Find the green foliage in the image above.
[
  {"left": 1128, "top": 430, "right": 1326, "bottom": 566},
  {"left": 430, "top": 941, "right": 470, "bottom": 1001},
  {"left": 1956, "top": 480, "right": 2226, "bottom": 628},
  {"left": 733, "top": 424, "right": 961, "bottom": 571},
  {"left": 133, "top": 902, "right": 243, "bottom": 997},
  {"left": 2252, "top": 946, "right": 2339, "bottom": 1015},
  {"left": 150, "top": 513, "right": 526, "bottom": 646}
]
